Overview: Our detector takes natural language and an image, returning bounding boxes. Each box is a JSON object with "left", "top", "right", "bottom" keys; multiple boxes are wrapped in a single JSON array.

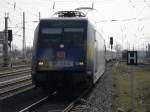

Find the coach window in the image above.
[
  {"left": 63, "top": 28, "right": 84, "bottom": 43},
  {"left": 41, "top": 28, "right": 62, "bottom": 43}
]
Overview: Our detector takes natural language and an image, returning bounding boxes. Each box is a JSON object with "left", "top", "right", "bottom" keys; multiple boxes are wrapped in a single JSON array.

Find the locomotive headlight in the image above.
[
  {"left": 75, "top": 61, "right": 84, "bottom": 66},
  {"left": 38, "top": 61, "right": 44, "bottom": 66},
  {"left": 79, "top": 62, "right": 84, "bottom": 65}
]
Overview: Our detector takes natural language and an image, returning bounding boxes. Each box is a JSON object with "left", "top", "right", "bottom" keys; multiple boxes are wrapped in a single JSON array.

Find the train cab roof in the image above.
[
  {"left": 40, "top": 11, "right": 88, "bottom": 22},
  {"left": 40, "top": 17, "right": 88, "bottom": 21}
]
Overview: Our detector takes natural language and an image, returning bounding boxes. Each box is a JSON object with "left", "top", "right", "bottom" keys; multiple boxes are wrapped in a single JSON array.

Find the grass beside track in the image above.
[{"left": 112, "top": 62, "right": 150, "bottom": 112}]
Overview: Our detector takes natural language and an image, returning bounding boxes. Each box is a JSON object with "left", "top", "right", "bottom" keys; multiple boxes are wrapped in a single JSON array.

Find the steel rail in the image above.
[
  {"left": 0, "top": 78, "right": 32, "bottom": 95},
  {"left": 63, "top": 101, "right": 75, "bottom": 112},
  {"left": 0, "top": 75, "right": 31, "bottom": 88},
  {"left": 0, "top": 65, "right": 32, "bottom": 100},
  {"left": 0, "top": 74, "right": 33, "bottom": 100},
  {"left": 62, "top": 72, "right": 106, "bottom": 112},
  {"left": 0, "top": 82, "right": 34, "bottom": 100},
  {"left": 0, "top": 68, "right": 31, "bottom": 78},
  {"left": 0, "top": 65, "right": 30, "bottom": 71},
  {"left": 18, "top": 86, "right": 92, "bottom": 112},
  {"left": 63, "top": 86, "right": 93, "bottom": 112},
  {"left": 19, "top": 96, "right": 49, "bottom": 112}
]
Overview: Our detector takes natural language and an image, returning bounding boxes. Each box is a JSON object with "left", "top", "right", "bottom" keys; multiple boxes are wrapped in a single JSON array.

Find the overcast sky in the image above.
[{"left": 0, "top": 0, "right": 150, "bottom": 50}]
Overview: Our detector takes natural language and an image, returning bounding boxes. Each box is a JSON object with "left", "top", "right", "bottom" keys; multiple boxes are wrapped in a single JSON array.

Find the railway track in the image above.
[
  {"left": 63, "top": 86, "right": 93, "bottom": 112},
  {"left": 0, "top": 68, "right": 31, "bottom": 78},
  {"left": 18, "top": 85, "right": 93, "bottom": 112},
  {"left": 17, "top": 72, "right": 106, "bottom": 112},
  {"left": 0, "top": 65, "right": 30, "bottom": 73},
  {"left": 1, "top": 63, "right": 112, "bottom": 112},
  {"left": 0, "top": 68, "right": 33, "bottom": 99}
]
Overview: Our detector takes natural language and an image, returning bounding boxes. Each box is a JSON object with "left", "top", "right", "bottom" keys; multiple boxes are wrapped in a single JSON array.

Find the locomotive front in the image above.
[{"left": 32, "top": 18, "right": 90, "bottom": 89}]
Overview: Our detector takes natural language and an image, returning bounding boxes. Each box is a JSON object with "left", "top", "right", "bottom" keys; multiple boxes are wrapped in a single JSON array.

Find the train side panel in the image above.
[
  {"left": 86, "top": 21, "right": 95, "bottom": 84},
  {"left": 86, "top": 22, "right": 106, "bottom": 84},
  {"left": 94, "top": 31, "right": 105, "bottom": 83}
]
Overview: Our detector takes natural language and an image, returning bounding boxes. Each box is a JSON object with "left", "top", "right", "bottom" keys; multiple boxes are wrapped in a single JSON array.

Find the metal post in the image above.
[
  {"left": 23, "top": 12, "right": 26, "bottom": 59},
  {"left": 39, "top": 12, "right": 41, "bottom": 20},
  {"left": 3, "top": 13, "right": 9, "bottom": 67},
  {"left": 130, "top": 66, "right": 135, "bottom": 112},
  {"left": 111, "top": 45, "right": 113, "bottom": 62}
]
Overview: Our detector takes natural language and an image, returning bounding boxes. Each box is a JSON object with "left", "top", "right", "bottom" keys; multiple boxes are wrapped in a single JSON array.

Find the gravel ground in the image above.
[{"left": 71, "top": 63, "right": 113, "bottom": 112}]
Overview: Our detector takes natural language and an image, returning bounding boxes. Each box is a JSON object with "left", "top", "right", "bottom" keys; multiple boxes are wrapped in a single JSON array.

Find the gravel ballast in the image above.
[{"left": 71, "top": 63, "right": 113, "bottom": 112}]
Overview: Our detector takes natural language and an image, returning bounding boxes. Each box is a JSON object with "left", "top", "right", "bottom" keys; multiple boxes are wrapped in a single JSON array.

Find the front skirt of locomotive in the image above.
[{"left": 32, "top": 70, "right": 93, "bottom": 90}]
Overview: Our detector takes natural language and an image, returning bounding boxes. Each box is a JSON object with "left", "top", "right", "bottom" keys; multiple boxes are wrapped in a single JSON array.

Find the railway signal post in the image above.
[{"left": 110, "top": 37, "right": 113, "bottom": 62}]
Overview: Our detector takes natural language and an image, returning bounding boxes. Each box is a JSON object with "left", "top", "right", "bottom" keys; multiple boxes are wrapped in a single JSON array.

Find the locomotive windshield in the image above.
[
  {"left": 40, "top": 28, "right": 62, "bottom": 43},
  {"left": 38, "top": 20, "right": 87, "bottom": 44},
  {"left": 63, "top": 28, "right": 84, "bottom": 43},
  {"left": 42, "top": 28, "right": 62, "bottom": 34}
]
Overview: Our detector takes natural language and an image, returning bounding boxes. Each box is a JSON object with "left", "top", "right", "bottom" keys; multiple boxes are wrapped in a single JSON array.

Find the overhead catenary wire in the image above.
[
  {"left": 53, "top": 0, "right": 150, "bottom": 5},
  {"left": 95, "top": 16, "right": 150, "bottom": 23},
  {"left": 1, "top": 0, "right": 150, "bottom": 50},
  {"left": 1, "top": 0, "right": 150, "bottom": 20},
  {"left": 1, "top": 0, "right": 39, "bottom": 18}
]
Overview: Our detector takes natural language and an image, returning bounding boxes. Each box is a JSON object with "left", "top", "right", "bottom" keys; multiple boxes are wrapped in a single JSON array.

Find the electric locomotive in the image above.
[{"left": 32, "top": 11, "right": 106, "bottom": 90}]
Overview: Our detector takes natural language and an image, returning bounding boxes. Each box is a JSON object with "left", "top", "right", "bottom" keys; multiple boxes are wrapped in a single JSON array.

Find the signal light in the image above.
[
  {"left": 110, "top": 37, "right": 113, "bottom": 49},
  {"left": 110, "top": 37, "right": 113, "bottom": 45},
  {"left": 8, "top": 30, "right": 13, "bottom": 41}
]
